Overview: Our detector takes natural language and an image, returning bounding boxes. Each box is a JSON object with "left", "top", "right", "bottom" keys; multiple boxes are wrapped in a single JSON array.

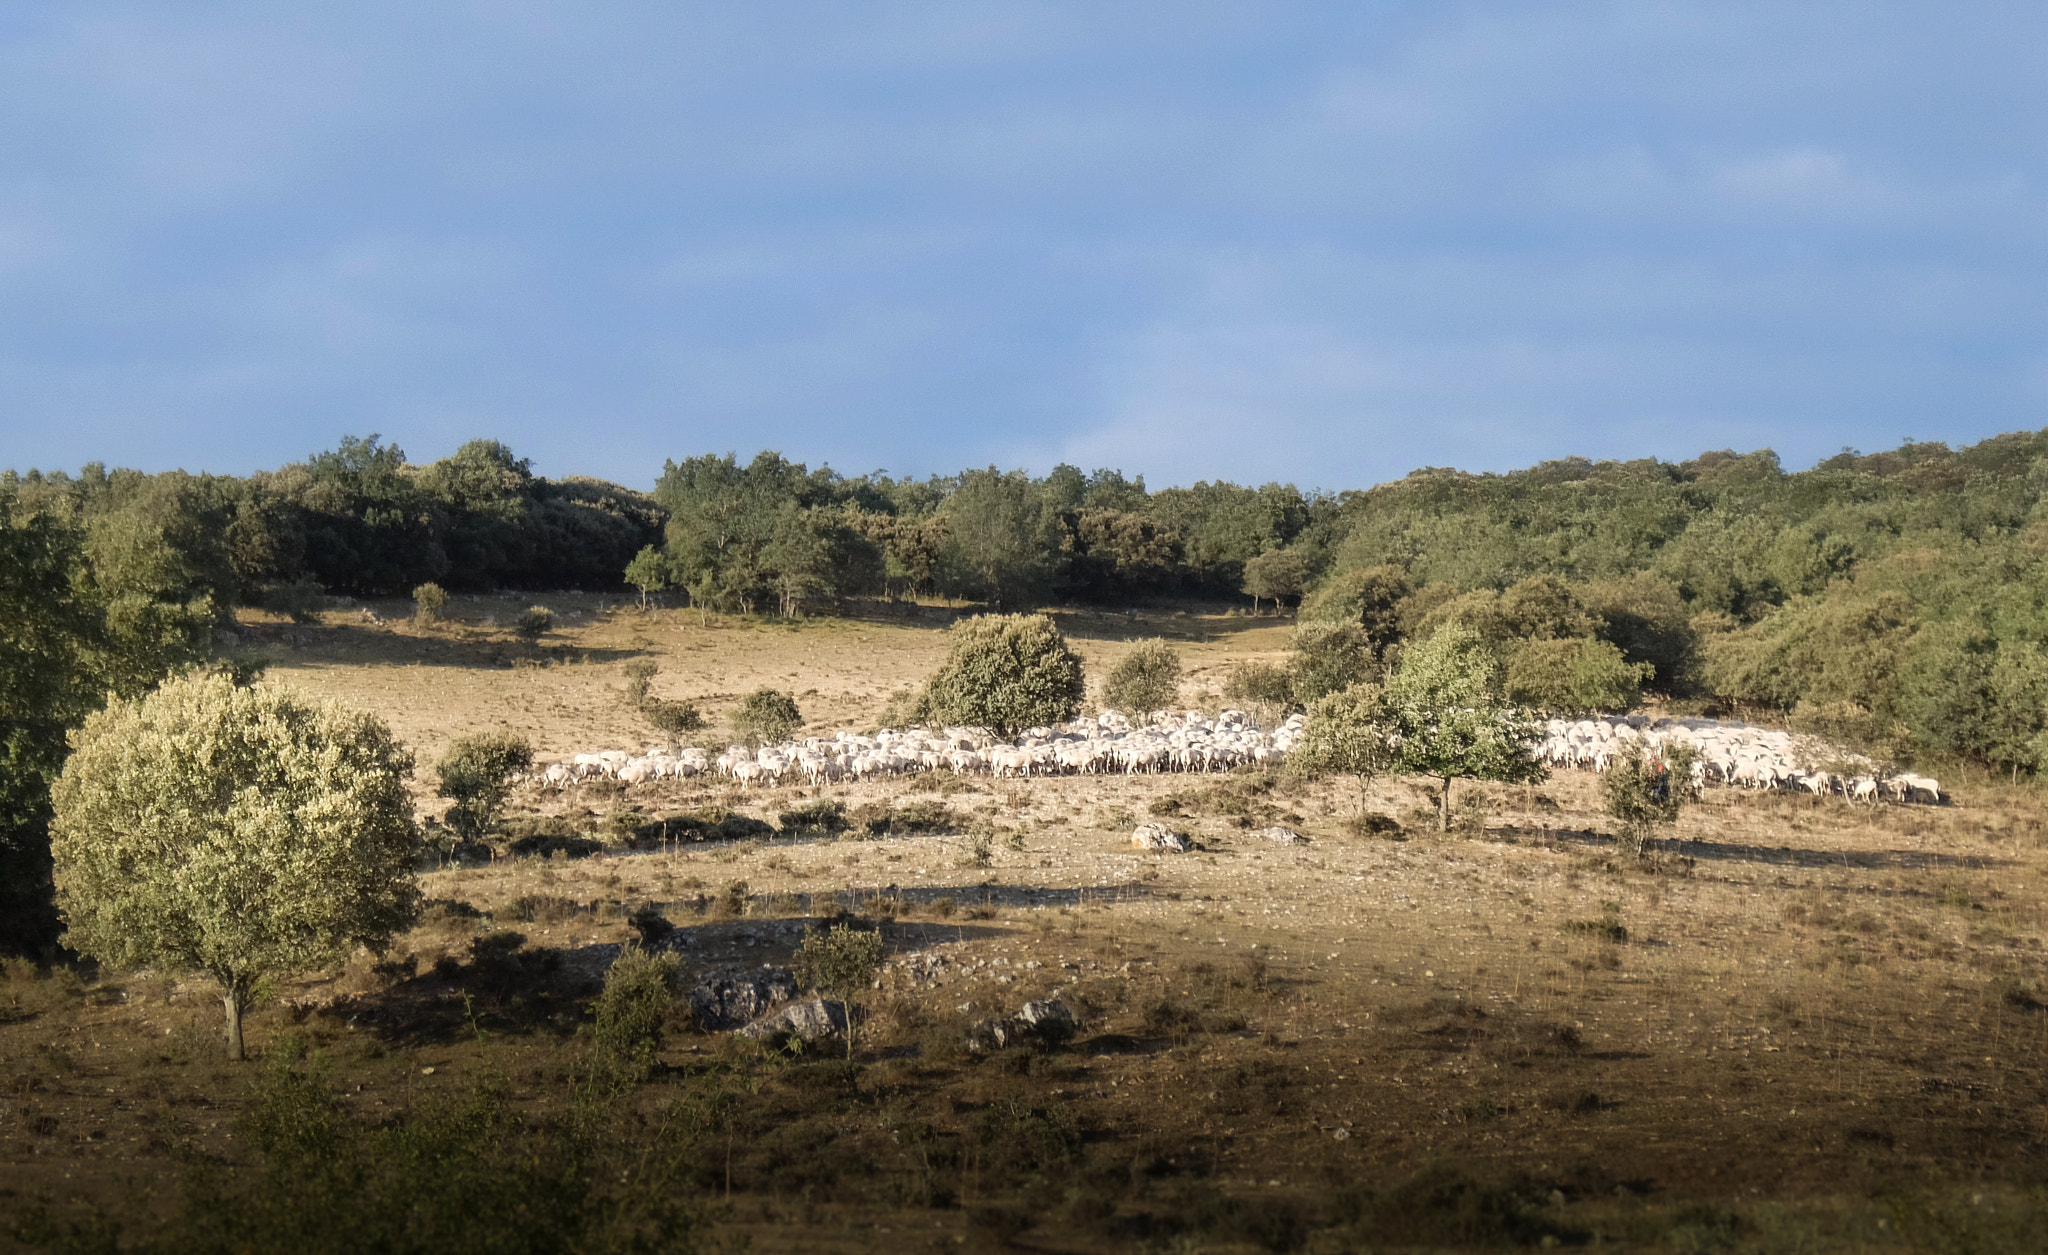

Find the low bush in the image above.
[{"left": 591, "top": 947, "right": 682, "bottom": 1084}]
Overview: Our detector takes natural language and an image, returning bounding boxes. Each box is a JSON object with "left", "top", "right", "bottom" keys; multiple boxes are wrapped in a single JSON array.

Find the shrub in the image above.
[
  {"left": 1602, "top": 743, "right": 1697, "bottom": 857},
  {"left": 1286, "top": 621, "right": 1374, "bottom": 704},
  {"left": 646, "top": 699, "right": 704, "bottom": 736},
  {"left": 920, "top": 613, "right": 1085, "bottom": 737},
  {"left": 1102, "top": 639, "right": 1183, "bottom": 719},
  {"left": 779, "top": 798, "right": 848, "bottom": 835},
  {"left": 731, "top": 688, "right": 801, "bottom": 748},
  {"left": 794, "top": 922, "right": 885, "bottom": 1056},
  {"left": 794, "top": 923, "right": 883, "bottom": 995},
  {"left": 621, "top": 658, "right": 658, "bottom": 707},
  {"left": 590, "top": 947, "right": 681, "bottom": 1084},
  {"left": 515, "top": 605, "right": 553, "bottom": 641},
  {"left": 411, "top": 582, "right": 447, "bottom": 626},
  {"left": 264, "top": 577, "right": 328, "bottom": 624},
  {"left": 1224, "top": 661, "right": 1294, "bottom": 708},
  {"left": 436, "top": 732, "right": 534, "bottom": 846}
]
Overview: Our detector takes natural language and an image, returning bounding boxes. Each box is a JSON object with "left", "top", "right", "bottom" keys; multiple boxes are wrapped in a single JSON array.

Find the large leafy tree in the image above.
[
  {"left": 1381, "top": 623, "right": 1546, "bottom": 832},
  {"left": 938, "top": 468, "right": 1065, "bottom": 610},
  {"left": 52, "top": 673, "right": 422, "bottom": 1059},
  {"left": 921, "top": 614, "right": 1086, "bottom": 736}
]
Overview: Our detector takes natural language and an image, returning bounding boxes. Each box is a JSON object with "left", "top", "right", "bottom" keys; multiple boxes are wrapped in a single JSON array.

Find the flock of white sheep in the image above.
[
  {"left": 534, "top": 709, "right": 1307, "bottom": 790},
  {"left": 531, "top": 710, "right": 1944, "bottom": 805},
  {"left": 1539, "top": 715, "right": 1943, "bottom": 804}
]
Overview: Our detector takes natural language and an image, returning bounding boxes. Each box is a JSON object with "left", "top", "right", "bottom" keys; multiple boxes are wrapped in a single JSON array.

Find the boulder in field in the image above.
[
  {"left": 1131, "top": 823, "right": 1192, "bottom": 852},
  {"left": 739, "top": 998, "right": 850, "bottom": 1046}
]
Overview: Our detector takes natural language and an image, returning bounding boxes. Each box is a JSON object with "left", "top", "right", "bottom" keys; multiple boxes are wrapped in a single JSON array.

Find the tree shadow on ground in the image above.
[
  {"left": 1494, "top": 824, "right": 2012, "bottom": 872},
  {"left": 235, "top": 620, "right": 645, "bottom": 671}
]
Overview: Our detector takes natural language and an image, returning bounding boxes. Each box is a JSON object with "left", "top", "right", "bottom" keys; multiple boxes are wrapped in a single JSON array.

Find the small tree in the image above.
[
  {"left": 793, "top": 922, "right": 884, "bottom": 1058},
  {"left": 436, "top": 731, "right": 533, "bottom": 846},
  {"left": 921, "top": 613, "right": 1085, "bottom": 737},
  {"left": 1102, "top": 639, "right": 1182, "bottom": 720},
  {"left": 1288, "top": 683, "right": 1394, "bottom": 815},
  {"left": 50, "top": 673, "right": 421, "bottom": 1060},
  {"left": 622, "top": 658, "right": 659, "bottom": 708},
  {"left": 412, "top": 582, "right": 448, "bottom": 627},
  {"left": 1382, "top": 623, "right": 1547, "bottom": 832},
  {"left": 1242, "top": 548, "right": 1308, "bottom": 615},
  {"left": 731, "top": 688, "right": 802, "bottom": 749},
  {"left": 515, "top": 605, "right": 553, "bottom": 642},
  {"left": 590, "top": 946, "right": 682, "bottom": 1084},
  {"left": 1287, "top": 621, "right": 1375, "bottom": 705},
  {"left": 622, "top": 546, "right": 671, "bottom": 609},
  {"left": 1603, "top": 743, "right": 1698, "bottom": 857}
]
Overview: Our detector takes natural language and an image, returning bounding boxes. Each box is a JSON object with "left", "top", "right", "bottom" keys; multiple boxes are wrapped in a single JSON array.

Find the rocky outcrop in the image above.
[
  {"left": 738, "top": 998, "right": 850, "bottom": 1046},
  {"left": 687, "top": 965, "right": 798, "bottom": 1031},
  {"left": 967, "top": 996, "right": 1078, "bottom": 1054}
]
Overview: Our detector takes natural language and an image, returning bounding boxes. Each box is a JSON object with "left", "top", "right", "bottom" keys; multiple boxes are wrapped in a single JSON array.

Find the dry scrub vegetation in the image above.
[{"left": 7, "top": 599, "right": 2048, "bottom": 1252}]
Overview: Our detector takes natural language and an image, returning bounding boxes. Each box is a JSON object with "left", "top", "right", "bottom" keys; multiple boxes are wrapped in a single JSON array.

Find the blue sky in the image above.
[{"left": 1, "top": 2, "right": 2043, "bottom": 490}]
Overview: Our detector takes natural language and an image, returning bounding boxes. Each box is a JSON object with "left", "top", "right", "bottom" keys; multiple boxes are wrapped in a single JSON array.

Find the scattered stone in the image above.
[
  {"left": 738, "top": 998, "right": 850, "bottom": 1046},
  {"left": 1256, "top": 826, "right": 1304, "bottom": 845},
  {"left": 967, "top": 996, "right": 1078, "bottom": 1054},
  {"left": 686, "top": 965, "right": 797, "bottom": 1031},
  {"left": 1131, "top": 823, "right": 1193, "bottom": 852}
]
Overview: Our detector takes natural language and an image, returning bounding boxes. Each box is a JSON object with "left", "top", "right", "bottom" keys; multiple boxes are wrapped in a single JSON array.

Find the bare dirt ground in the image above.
[{"left": 6, "top": 598, "right": 2048, "bottom": 1252}]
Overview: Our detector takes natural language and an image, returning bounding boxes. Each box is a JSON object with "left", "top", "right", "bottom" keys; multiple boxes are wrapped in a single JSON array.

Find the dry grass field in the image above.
[{"left": 7, "top": 597, "right": 2048, "bottom": 1252}]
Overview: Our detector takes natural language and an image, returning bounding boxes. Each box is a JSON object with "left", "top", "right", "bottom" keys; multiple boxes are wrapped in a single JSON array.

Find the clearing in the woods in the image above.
[{"left": 6, "top": 596, "right": 2047, "bottom": 1252}]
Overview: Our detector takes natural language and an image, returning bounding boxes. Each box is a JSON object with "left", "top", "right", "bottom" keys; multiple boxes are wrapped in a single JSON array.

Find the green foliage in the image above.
[
  {"left": 794, "top": 923, "right": 884, "bottom": 999},
  {"left": 263, "top": 577, "right": 327, "bottom": 623},
  {"left": 937, "top": 468, "right": 1063, "bottom": 609},
  {"left": 651, "top": 451, "right": 884, "bottom": 616},
  {"left": 590, "top": 947, "right": 682, "bottom": 1084},
  {"left": 50, "top": 673, "right": 422, "bottom": 1058},
  {"left": 1286, "top": 621, "right": 1375, "bottom": 704},
  {"left": 436, "top": 732, "right": 534, "bottom": 845},
  {"left": 1223, "top": 661, "right": 1295, "bottom": 710},
  {"left": 1102, "top": 639, "right": 1183, "bottom": 718},
  {"left": 1380, "top": 623, "right": 1547, "bottom": 832},
  {"left": 645, "top": 699, "right": 704, "bottom": 736},
  {"left": 1290, "top": 685, "right": 1395, "bottom": 784},
  {"left": 1302, "top": 562, "right": 1410, "bottom": 651},
  {"left": 1241, "top": 546, "right": 1308, "bottom": 611},
  {"left": 794, "top": 922, "right": 885, "bottom": 1057},
  {"left": 731, "top": 688, "right": 802, "bottom": 748},
  {"left": 1505, "top": 636, "right": 1654, "bottom": 714},
  {"left": 514, "top": 605, "right": 553, "bottom": 641},
  {"left": 1602, "top": 744, "right": 1697, "bottom": 857},
  {"left": 410, "top": 581, "right": 446, "bottom": 625},
  {"left": 622, "top": 544, "right": 671, "bottom": 604},
  {"left": 920, "top": 613, "right": 1086, "bottom": 736}
]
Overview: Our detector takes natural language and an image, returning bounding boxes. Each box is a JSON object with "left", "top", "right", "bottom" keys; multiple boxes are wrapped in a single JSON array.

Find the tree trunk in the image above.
[
  {"left": 221, "top": 979, "right": 247, "bottom": 1061},
  {"left": 1439, "top": 776, "right": 1453, "bottom": 833}
]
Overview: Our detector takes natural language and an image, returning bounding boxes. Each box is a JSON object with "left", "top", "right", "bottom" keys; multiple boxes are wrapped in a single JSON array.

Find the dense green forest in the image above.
[{"left": 10, "top": 428, "right": 2048, "bottom": 951}]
